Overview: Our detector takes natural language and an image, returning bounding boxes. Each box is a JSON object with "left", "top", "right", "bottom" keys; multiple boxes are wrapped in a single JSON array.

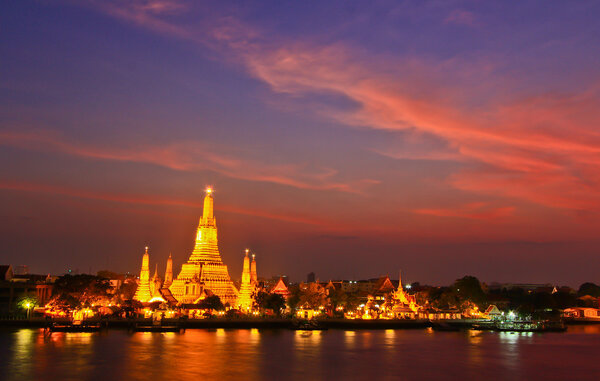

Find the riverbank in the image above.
[{"left": 0, "top": 317, "right": 431, "bottom": 330}]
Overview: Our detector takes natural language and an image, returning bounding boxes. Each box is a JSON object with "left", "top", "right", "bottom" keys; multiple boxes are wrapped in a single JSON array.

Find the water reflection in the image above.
[{"left": 2, "top": 328, "right": 600, "bottom": 381}]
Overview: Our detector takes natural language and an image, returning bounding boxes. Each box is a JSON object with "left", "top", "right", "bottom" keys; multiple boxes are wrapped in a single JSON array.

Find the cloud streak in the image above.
[
  {"left": 0, "top": 130, "right": 376, "bottom": 194},
  {"left": 0, "top": 180, "right": 342, "bottom": 228},
  {"left": 53, "top": 1, "right": 600, "bottom": 214},
  {"left": 414, "top": 202, "right": 515, "bottom": 220}
]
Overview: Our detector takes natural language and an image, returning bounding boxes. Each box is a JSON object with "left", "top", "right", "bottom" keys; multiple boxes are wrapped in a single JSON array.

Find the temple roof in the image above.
[
  {"left": 371, "top": 276, "right": 396, "bottom": 295},
  {"left": 270, "top": 277, "right": 291, "bottom": 296}
]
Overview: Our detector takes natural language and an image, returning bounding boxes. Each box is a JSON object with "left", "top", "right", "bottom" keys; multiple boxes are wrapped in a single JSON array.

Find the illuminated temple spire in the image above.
[
  {"left": 250, "top": 253, "right": 258, "bottom": 285},
  {"left": 237, "top": 249, "right": 254, "bottom": 310},
  {"left": 163, "top": 253, "right": 173, "bottom": 288},
  {"left": 133, "top": 246, "right": 152, "bottom": 303},
  {"left": 169, "top": 188, "right": 239, "bottom": 304}
]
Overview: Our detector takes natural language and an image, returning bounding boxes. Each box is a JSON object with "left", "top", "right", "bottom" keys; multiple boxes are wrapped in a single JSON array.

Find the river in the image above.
[{"left": 2, "top": 325, "right": 600, "bottom": 380}]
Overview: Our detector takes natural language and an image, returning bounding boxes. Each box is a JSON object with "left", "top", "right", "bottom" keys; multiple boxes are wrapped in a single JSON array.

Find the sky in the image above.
[{"left": 1, "top": 0, "right": 600, "bottom": 286}]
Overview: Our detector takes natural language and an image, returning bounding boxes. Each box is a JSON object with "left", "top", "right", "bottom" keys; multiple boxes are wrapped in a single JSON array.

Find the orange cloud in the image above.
[
  {"left": 56, "top": 3, "right": 600, "bottom": 213},
  {"left": 414, "top": 202, "right": 515, "bottom": 220},
  {"left": 0, "top": 130, "right": 376, "bottom": 194},
  {"left": 0, "top": 180, "right": 342, "bottom": 228},
  {"left": 236, "top": 43, "right": 600, "bottom": 211}
]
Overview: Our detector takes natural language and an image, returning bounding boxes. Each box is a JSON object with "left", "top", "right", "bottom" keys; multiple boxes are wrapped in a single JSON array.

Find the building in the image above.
[
  {"left": 133, "top": 247, "right": 153, "bottom": 303},
  {"left": 0, "top": 265, "right": 54, "bottom": 315},
  {"left": 250, "top": 254, "right": 258, "bottom": 286},
  {"left": 307, "top": 272, "right": 316, "bottom": 283},
  {"left": 163, "top": 254, "right": 173, "bottom": 289},
  {"left": 270, "top": 277, "right": 291, "bottom": 298},
  {"left": 236, "top": 249, "right": 255, "bottom": 311},
  {"left": 169, "top": 188, "right": 239, "bottom": 305}
]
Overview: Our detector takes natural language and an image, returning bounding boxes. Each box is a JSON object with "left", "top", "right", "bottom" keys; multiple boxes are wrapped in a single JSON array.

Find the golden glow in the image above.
[
  {"left": 206, "top": 187, "right": 213, "bottom": 194},
  {"left": 170, "top": 190, "right": 239, "bottom": 304}
]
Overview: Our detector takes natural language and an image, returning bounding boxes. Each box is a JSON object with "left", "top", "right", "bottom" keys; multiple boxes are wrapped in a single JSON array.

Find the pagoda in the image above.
[
  {"left": 236, "top": 249, "right": 254, "bottom": 311},
  {"left": 250, "top": 253, "right": 258, "bottom": 285},
  {"left": 163, "top": 253, "right": 173, "bottom": 288},
  {"left": 169, "top": 188, "right": 239, "bottom": 304},
  {"left": 133, "top": 247, "right": 153, "bottom": 303}
]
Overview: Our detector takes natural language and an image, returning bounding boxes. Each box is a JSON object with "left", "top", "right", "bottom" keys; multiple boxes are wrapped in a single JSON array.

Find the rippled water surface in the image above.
[{"left": 2, "top": 326, "right": 600, "bottom": 380}]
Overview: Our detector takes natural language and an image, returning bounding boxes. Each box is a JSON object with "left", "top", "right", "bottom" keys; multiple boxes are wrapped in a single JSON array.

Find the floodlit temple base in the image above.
[{"left": 170, "top": 189, "right": 239, "bottom": 305}]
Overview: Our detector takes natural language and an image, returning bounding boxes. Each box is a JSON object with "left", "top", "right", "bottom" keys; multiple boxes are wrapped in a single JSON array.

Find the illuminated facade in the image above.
[
  {"left": 133, "top": 247, "right": 153, "bottom": 303},
  {"left": 250, "top": 254, "right": 258, "bottom": 285},
  {"left": 163, "top": 253, "right": 173, "bottom": 288},
  {"left": 150, "top": 265, "right": 162, "bottom": 299},
  {"left": 391, "top": 270, "right": 419, "bottom": 318},
  {"left": 270, "top": 277, "right": 291, "bottom": 298},
  {"left": 169, "top": 189, "right": 239, "bottom": 305},
  {"left": 236, "top": 249, "right": 254, "bottom": 311}
]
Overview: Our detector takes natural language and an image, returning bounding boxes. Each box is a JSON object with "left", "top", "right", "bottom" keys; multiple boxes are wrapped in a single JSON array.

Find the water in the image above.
[{"left": 2, "top": 326, "right": 600, "bottom": 380}]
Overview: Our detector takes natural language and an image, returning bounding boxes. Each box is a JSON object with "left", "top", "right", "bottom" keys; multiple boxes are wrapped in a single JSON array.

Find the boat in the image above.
[
  {"left": 495, "top": 320, "right": 566, "bottom": 333},
  {"left": 48, "top": 321, "right": 104, "bottom": 332},
  {"left": 130, "top": 322, "right": 184, "bottom": 332},
  {"left": 431, "top": 322, "right": 461, "bottom": 331},
  {"left": 292, "top": 320, "right": 328, "bottom": 331}
]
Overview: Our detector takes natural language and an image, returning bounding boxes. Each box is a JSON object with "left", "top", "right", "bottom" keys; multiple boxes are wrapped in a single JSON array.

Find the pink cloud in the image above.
[
  {"left": 0, "top": 180, "right": 343, "bottom": 228},
  {"left": 0, "top": 130, "right": 376, "bottom": 194},
  {"left": 444, "top": 10, "right": 478, "bottom": 27},
  {"left": 414, "top": 202, "right": 515, "bottom": 220},
  {"left": 55, "top": 3, "right": 600, "bottom": 214}
]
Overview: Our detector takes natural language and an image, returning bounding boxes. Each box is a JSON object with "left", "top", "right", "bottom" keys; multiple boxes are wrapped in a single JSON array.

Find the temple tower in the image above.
[
  {"left": 150, "top": 264, "right": 162, "bottom": 298},
  {"left": 237, "top": 249, "right": 254, "bottom": 310},
  {"left": 169, "top": 188, "right": 239, "bottom": 304},
  {"left": 250, "top": 254, "right": 258, "bottom": 285},
  {"left": 163, "top": 253, "right": 173, "bottom": 288},
  {"left": 133, "top": 247, "right": 153, "bottom": 303}
]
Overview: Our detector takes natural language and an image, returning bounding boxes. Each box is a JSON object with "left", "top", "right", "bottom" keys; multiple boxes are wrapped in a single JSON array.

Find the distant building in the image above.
[
  {"left": 307, "top": 272, "right": 316, "bottom": 283},
  {"left": 237, "top": 249, "right": 256, "bottom": 311},
  {"left": 270, "top": 277, "right": 291, "bottom": 298},
  {"left": 0, "top": 265, "right": 54, "bottom": 315}
]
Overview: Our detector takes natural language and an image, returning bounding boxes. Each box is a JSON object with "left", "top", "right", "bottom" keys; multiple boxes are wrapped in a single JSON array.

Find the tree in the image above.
[
  {"left": 49, "top": 274, "right": 113, "bottom": 310},
  {"left": 453, "top": 276, "right": 487, "bottom": 309},
  {"left": 327, "top": 288, "right": 348, "bottom": 311},
  {"left": 255, "top": 292, "right": 286, "bottom": 315},
  {"left": 198, "top": 295, "right": 224, "bottom": 311},
  {"left": 299, "top": 283, "right": 328, "bottom": 309},
  {"left": 96, "top": 270, "right": 123, "bottom": 280},
  {"left": 286, "top": 287, "right": 301, "bottom": 312},
  {"left": 578, "top": 283, "right": 600, "bottom": 297}
]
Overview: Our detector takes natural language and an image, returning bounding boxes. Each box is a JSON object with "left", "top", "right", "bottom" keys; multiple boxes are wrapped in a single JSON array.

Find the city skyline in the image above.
[{"left": 2, "top": 1, "right": 600, "bottom": 285}]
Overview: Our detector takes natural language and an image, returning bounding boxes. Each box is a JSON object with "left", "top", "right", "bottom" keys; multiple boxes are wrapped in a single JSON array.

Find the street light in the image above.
[{"left": 24, "top": 302, "right": 32, "bottom": 319}]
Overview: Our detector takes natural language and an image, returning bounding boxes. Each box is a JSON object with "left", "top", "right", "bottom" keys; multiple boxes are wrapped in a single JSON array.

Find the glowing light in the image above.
[{"left": 206, "top": 187, "right": 213, "bottom": 194}]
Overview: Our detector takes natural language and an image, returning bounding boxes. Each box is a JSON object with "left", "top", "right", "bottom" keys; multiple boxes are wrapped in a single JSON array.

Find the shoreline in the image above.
[
  {"left": 1, "top": 318, "right": 596, "bottom": 330},
  {"left": 0, "top": 318, "right": 431, "bottom": 330}
]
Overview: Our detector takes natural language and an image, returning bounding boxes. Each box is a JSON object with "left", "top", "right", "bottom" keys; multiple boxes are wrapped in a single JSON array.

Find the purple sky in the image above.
[{"left": 1, "top": 0, "right": 600, "bottom": 286}]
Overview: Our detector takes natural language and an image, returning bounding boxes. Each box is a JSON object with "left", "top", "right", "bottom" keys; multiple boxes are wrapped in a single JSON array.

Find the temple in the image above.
[
  {"left": 236, "top": 249, "right": 254, "bottom": 311},
  {"left": 133, "top": 247, "right": 152, "bottom": 303},
  {"left": 169, "top": 188, "right": 239, "bottom": 304},
  {"left": 250, "top": 254, "right": 258, "bottom": 286},
  {"left": 163, "top": 253, "right": 173, "bottom": 289},
  {"left": 270, "top": 277, "right": 291, "bottom": 298}
]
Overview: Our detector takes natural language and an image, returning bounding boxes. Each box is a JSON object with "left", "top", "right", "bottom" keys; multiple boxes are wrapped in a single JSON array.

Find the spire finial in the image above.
[
  {"left": 245, "top": 248, "right": 249, "bottom": 257},
  {"left": 252, "top": 253, "right": 255, "bottom": 260},
  {"left": 145, "top": 246, "right": 149, "bottom": 254}
]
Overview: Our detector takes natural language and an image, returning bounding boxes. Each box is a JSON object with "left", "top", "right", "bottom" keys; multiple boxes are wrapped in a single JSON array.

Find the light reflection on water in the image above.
[{"left": 2, "top": 327, "right": 600, "bottom": 380}]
